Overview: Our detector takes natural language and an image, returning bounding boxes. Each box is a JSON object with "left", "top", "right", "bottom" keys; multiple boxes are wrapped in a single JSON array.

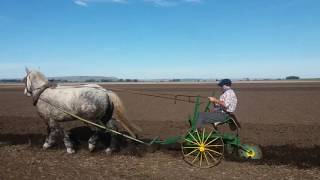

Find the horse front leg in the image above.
[{"left": 43, "top": 119, "right": 61, "bottom": 150}]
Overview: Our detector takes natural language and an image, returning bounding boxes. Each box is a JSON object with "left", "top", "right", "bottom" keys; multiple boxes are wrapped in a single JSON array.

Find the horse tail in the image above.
[{"left": 106, "top": 91, "right": 142, "bottom": 138}]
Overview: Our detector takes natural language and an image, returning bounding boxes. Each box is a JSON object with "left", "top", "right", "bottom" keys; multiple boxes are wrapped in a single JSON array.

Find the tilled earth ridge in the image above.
[{"left": 0, "top": 82, "right": 320, "bottom": 179}]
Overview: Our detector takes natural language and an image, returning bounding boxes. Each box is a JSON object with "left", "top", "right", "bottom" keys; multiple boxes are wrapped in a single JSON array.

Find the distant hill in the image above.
[
  {"left": 48, "top": 76, "right": 118, "bottom": 82},
  {"left": 142, "top": 78, "right": 210, "bottom": 82},
  {"left": 0, "top": 79, "right": 22, "bottom": 83},
  {"left": 1, "top": 77, "right": 320, "bottom": 83}
]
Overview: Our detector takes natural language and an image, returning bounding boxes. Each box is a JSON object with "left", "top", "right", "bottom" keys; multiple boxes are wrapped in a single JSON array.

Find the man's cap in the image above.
[{"left": 218, "top": 79, "right": 232, "bottom": 87}]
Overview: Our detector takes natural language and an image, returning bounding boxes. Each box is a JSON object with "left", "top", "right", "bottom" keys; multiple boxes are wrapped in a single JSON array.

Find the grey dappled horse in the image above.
[{"left": 23, "top": 68, "right": 139, "bottom": 154}]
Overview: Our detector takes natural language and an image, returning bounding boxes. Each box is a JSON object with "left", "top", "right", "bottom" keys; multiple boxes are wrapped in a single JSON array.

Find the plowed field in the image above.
[{"left": 1, "top": 82, "right": 320, "bottom": 179}]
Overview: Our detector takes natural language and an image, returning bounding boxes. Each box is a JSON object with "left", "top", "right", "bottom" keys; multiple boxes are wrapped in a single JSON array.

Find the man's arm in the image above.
[{"left": 208, "top": 97, "right": 226, "bottom": 109}]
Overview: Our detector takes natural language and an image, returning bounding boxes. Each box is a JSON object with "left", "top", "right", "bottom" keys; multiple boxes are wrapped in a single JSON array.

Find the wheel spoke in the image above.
[
  {"left": 188, "top": 131, "right": 201, "bottom": 145},
  {"left": 206, "top": 144, "right": 223, "bottom": 147},
  {"left": 199, "top": 152, "right": 203, "bottom": 167},
  {"left": 203, "top": 151, "right": 210, "bottom": 166},
  {"left": 206, "top": 150, "right": 218, "bottom": 162},
  {"left": 201, "top": 128, "right": 205, "bottom": 144},
  {"left": 183, "top": 146, "right": 199, "bottom": 149},
  {"left": 205, "top": 148, "right": 223, "bottom": 156},
  {"left": 184, "top": 138, "right": 199, "bottom": 146},
  {"left": 195, "top": 130, "right": 202, "bottom": 144},
  {"left": 185, "top": 148, "right": 198, "bottom": 157},
  {"left": 203, "top": 130, "right": 214, "bottom": 144},
  {"left": 191, "top": 152, "right": 200, "bottom": 164},
  {"left": 205, "top": 137, "right": 219, "bottom": 146}
]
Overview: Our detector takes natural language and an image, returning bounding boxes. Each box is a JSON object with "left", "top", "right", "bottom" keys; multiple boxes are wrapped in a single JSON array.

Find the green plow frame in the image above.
[
  {"left": 152, "top": 95, "right": 204, "bottom": 145},
  {"left": 152, "top": 92, "right": 228, "bottom": 145},
  {"left": 152, "top": 92, "right": 242, "bottom": 151}
]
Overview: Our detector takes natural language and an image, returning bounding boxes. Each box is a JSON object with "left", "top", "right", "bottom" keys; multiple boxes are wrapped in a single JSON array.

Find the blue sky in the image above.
[{"left": 0, "top": 0, "right": 319, "bottom": 79}]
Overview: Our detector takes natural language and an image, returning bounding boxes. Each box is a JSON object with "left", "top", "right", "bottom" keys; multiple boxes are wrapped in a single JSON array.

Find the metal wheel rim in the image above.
[{"left": 181, "top": 128, "right": 224, "bottom": 168}]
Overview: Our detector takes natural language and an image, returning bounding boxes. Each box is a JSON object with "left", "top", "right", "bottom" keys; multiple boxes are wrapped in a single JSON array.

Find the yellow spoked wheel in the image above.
[{"left": 181, "top": 129, "right": 224, "bottom": 168}]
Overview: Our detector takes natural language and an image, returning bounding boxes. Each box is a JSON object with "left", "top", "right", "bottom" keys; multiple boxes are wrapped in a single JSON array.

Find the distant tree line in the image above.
[
  {"left": 48, "top": 79, "right": 69, "bottom": 83},
  {"left": 286, "top": 76, "right": 300, "bottom": 80},
  {"left": 85, "top": 79, "right": 139, "bottom": 82},
  {"left": 47, "top": 79, "right": 140, "bottom": 83},
  {"left": 169, "top": 79, "right": 181, "bottom": 82},
  {"left": 0, "top": 79, "right": 22, "bottom": 83},
  {"left": 115, "top": 79, "right": 139, "bottom": 82},
  {"left": 0, "top": 76, "right": 305, "bottom": 83}
]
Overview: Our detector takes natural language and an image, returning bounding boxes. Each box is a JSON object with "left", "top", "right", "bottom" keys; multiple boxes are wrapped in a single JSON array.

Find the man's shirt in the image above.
[{"left": 219, "top": 89, "right": 237, "bottom": 113}]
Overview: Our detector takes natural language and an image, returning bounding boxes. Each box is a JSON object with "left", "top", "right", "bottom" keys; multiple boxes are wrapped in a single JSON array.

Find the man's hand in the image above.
[
  {"left": 208, "top": 96, "right": 218, "bottom": 103},
  {"left": 208, "top": 97, "right": 226, "bottom": 108}
]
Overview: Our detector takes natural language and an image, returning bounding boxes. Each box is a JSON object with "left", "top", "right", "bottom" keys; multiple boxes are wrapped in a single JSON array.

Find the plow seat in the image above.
[{"left": 197, "top": 112, "right": 241, "bottom": 131}]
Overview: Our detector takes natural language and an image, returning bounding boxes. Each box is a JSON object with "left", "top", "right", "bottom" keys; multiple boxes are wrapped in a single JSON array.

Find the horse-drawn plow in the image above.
[
  {"left": 46, "top": 91, "right": 262, "bottom": 168},
  {"left": 154, "top": 96, "right": 262, "bottom": 168},
  {"left": 22, "top": 69, "right": 262, "bottom": 168}
]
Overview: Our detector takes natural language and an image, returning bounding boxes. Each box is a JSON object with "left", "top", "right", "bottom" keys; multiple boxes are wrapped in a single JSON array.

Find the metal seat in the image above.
[{"left": 226, "top": 113, "right": 241, "bottom": 131}]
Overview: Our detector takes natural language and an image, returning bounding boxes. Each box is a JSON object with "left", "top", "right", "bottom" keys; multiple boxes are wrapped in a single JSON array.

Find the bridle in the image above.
[
  {"left": 23, "top": 72, "right": 51, "bottom": 105},
  {"left": 23, "top": 73, "right": 32, "bottom": 95}
]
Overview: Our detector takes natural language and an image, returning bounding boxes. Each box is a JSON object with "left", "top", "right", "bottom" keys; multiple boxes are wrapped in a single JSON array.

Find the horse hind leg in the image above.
[
  {"left": 88, "top": 129, "right": 99, "bottom": 152},
  {"left": 105, "top": 118, "right": 119, "bottom": 155}
]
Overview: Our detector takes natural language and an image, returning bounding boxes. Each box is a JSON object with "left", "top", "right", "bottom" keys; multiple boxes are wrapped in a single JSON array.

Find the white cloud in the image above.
[
  {"left": 89, "top": 0, "right": 128, "bottom": 3},
  {"left": 73, "top": 0, "right": 128, "bottom": 7},
  {"left": 144, "top": 0, "right": 202, "bottom": 7},
  {"left": 144, "top": 0, "right": 177, "bottom": 7},
  {"left": 73, "top": 0, "right": 202, "bottom": 7},
  {"left": 184, "top": 0, "right": 202, "bottom": 2},
  {"left": 74, "top": 0, "right": 88, "bottom": 6}
]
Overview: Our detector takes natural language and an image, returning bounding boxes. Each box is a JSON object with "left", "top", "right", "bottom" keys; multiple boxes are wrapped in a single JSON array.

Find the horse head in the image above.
[
  {"left": 23, "top": 68, "right": 48, "bottom": 97},
  {"left": 23, "top": 67, "right": 32, "bottom": 96}
]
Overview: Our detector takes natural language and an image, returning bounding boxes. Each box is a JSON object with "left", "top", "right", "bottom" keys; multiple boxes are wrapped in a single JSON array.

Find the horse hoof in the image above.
[
  {"left": 105, "top": 148, "right": 113, "bottom": 155},
  {"left": 67, "top": 148, "right": 76, "bottom": 154},
  {"left": 42, "top": 142, "right": 51, "bottom": 150},
  {"left": 88, "top": 143, "right": 95, "bottom": 152}
]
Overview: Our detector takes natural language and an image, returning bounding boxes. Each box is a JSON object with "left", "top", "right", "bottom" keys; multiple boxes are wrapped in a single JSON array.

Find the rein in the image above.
[
  {"left": 107, "top": 87, "right": 209, "bottom": 104},
  {"left": 25, "top": 72, "right": 211, "bottom": 105},
  {"left": 38, "top": 96, "right": 154, "bottom": 145}
]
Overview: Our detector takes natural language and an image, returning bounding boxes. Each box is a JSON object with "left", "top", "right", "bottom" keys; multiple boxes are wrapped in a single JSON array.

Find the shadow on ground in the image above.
[
  {"left": 222, "top": 145, "right": 320, "bottom": 169},
  {"left": 132, "top": 142, "right": 320, "bottom": 169},
  {"left": 0, "top": 133, "right": 45, "bottom": 146},
  {"left": 1, "top": 127, "right": 320, "bottom": 169},
  {"left": 257, "top": 145, "right": 320, "bottom": 168},
  {"left": 0, "top": 126, "right": 152, "bottom": 157}
]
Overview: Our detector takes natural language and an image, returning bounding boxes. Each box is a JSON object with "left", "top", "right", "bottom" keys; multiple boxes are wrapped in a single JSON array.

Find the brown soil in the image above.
[{"left": 0, "top": 82, "right": 320, "bottom": 179}]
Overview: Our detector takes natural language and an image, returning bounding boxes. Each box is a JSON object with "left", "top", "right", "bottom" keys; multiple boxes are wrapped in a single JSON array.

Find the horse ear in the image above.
[{"left": 25, "top": 67, "right": 30, "bottom": 74}]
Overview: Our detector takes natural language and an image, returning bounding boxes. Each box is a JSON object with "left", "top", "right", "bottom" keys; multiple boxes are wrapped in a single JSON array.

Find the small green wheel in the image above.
[
  {"left": 238, "top": 143, "right": 263, "bottom": 160},
  {"left": 181, "top": 129, "right": 224, "bottom": 168}
]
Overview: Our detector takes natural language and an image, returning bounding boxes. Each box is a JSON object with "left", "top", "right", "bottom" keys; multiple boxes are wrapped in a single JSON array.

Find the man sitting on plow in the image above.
[{"left": 196, "top": 79, "right": 241, "bottom": 130}]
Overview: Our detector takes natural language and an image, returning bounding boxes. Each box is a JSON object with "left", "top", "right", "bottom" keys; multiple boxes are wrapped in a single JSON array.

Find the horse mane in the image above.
[
  {"left": 31, "top": 71, "right": 48, "bottom": 83},
  {"left": 25, "top": 70, "right": 49, "bottom": 89}
]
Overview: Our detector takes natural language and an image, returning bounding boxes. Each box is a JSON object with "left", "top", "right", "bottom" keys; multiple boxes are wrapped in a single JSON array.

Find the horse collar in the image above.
[{"left": 32, "top": 83, "right": 51, "bottom": 106}]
